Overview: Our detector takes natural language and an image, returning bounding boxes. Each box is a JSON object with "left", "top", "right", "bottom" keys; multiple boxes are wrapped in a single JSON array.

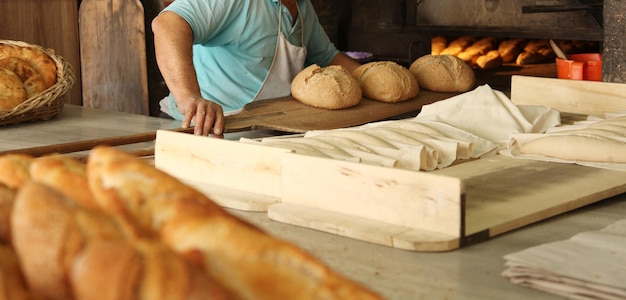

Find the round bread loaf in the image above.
[
  {"left": 0, "top": 44, "right": 57, "bottom": 88},
  {"left": 0, "top": 57, "right": 48, "bottom": 98},
  {"left": 352, "top": 61, "right": 418, "bottom": 103},
  {"left": 291, "top": 64, "right": 362, "bottom": 110},
  {"left": 409, "top": 54, "right": 476, "bottom": 92},
  {"left": 0, "top": 68, "right": 28, "bottom": 110}
]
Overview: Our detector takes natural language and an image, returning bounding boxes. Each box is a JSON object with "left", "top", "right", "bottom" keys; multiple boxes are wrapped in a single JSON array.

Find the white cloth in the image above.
[
  {"left": 504, "top": 112, "right": 626, "bottom": 171},
  {"left": 252, "top": 0, "right": 306, "bottom": 102},
  {"left": 502, "top": 219, "right": 626, "bottom": 300},
  {"left": 414, "top": 84, "right": 561, "bottom": 146}
]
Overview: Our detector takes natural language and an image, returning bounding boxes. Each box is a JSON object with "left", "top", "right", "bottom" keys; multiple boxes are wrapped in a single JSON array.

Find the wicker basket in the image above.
[{"left": 0, "top": 40, "right": 76, "bottom": 126}]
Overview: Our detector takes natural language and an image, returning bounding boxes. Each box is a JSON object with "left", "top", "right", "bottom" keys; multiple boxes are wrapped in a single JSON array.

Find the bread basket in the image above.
[{"left": 0, "top": 40, "right": 76, "bottom": 126}]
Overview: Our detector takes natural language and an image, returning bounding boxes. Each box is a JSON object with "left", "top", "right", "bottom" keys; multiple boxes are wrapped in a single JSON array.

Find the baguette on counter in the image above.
[{"left": 0, "top": 148, "right": 382, "bottom": 300}]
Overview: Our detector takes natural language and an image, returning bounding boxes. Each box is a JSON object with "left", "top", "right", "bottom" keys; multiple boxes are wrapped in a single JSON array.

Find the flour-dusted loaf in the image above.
[
  {"left": 409, "top": 54, "right": 476, "bottom": 92},
  {"left": 87, "top": 146, "right": 382, "bottom": 300},
  {"left": 291, "top": 64, "right": 362, "bottom": 110},
  {"left": 352, "top": 61, "right": 418, "bottom": 103}
]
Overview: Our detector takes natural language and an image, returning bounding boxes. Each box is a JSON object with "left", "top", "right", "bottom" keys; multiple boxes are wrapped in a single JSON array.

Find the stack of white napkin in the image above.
[{"left": 502, "top": 219, "right": 626, "bottom": 300}]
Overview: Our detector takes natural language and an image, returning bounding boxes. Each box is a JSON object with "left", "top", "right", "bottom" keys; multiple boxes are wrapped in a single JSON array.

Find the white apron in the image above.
[{"left": 252, "top": 0, "right": 307, "bottom": 101}]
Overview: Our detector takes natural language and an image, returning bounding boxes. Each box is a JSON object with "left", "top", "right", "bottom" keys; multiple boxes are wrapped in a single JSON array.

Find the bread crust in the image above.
[
  {"left": 409, "top": 54, "right": 475, "bottom": 92},
  {"left": 0, "top": 57, "right": 48, "bottom": 98},
  {"left": 29, "top": 154, "right": 98, "bottom": 210},
  {"left": 0, "top": 68, "right": 27, "bottom": 110},
  {"left": 0, "top": 244, "right": 32, "bottom": 300},
  {"left": 352, "top": 61, "right": 418, "bottom": 103},
  {"left": 87, "top": 146, "right": 382, "bottom": 300},
  {"left": 291, "top": 64, "right": 362, "bottom": 110},
  {"left": 0, "top": 44, "right": 57, "bottom": 89}
]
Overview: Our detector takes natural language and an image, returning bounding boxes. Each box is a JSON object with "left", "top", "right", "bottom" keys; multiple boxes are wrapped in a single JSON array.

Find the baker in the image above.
[{"left": 152, "top": 0, "right": 361, "bottom": 136}]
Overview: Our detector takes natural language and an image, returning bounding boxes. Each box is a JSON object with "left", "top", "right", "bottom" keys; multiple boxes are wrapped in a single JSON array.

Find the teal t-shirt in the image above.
[{"left": 163, "top": 0, "right": 339, "bottom": 118}]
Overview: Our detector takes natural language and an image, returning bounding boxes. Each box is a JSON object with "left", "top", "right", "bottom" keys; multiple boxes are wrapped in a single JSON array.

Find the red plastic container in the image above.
[{"left": 556, "top": 53, "right": 602, "bottom": 81}]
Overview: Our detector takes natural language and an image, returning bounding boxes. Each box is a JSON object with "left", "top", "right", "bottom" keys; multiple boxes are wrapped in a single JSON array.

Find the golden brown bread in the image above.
[
  {"left": 0, "top": 244, "right": 32, "bottom": 300},
  {"left": 516, "top": 40, "right": 555, "bottom": 65},
  {"left": 431, "top": 36, "right": 447, "bottom": 55},
  {"left": 0, "top": 185, "right": 15, "bottom": 244},
  {"left": 475, "top": 50, "right": 503, "bottom": 70},
  {"left": 0, "top": 154, "right": 33, "bottom": 190},
  {"left": 0, "top": 57, "right": 48, "bottom": 98},
  {"left": 409, "top": 54, "right": 475, "bottom": 92},
  {"left": 440, "top": 36, "right": 476, "bottom": 56},
  {"left": 456, "top": 37, "right": 497, "bottom": 66},
  {"left": 12, "top": 180, "right": 227, "bottom": 300},
  {"left": 87, "top": 146, "right": 382, "bottom": 300},
  {"left": 291, "top": 64, "right": 362, "bottom": 110},
  {"left": 497, "top": 38, "right": 526, "bottom": 63},
  {"left": 0, "top": 154, "right": 33, "bottom": 244},
  {"left": 0, "top": 68, "right": 27, "bottom": 110},
  {"left": 29, "top": 154, "right": 98, "bottom": 210},
  {"left": 0, "top": 43, "right": 57, "bottom": 89},
  {"left": 352, "top": 61, "right": 418, "bottom": 103}
]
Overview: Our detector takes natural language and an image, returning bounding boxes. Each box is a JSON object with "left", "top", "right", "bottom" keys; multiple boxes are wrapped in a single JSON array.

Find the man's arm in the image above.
[
  {"left": 329, "top": 51, "right": 362, "bottom": 74},
  {"left": 152, "top": 11, "right": 224, "bottom": 136}
]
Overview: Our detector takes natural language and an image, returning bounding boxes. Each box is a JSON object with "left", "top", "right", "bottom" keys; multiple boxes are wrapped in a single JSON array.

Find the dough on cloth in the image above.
[{"left": 519, "top": 134, "right": 626, "bottom": 163}]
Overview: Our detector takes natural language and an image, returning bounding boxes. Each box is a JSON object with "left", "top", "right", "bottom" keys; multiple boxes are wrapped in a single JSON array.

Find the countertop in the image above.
[{"left": 1, "top": 104, "right": 624, "bottom": 299}]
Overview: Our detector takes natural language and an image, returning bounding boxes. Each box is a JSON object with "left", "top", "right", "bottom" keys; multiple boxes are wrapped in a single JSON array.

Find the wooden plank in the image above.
[
  {"left": 433, "top": 155, "right": 626, "bottom": 237},
  {"left": 0, "top": 127, "right": 193, "bottom": 157},
  {"left": 0, "top": 0, "right": 82, "bottom": 105},
  {"left": 279, "top": 153, "right": 464, "bottom": 237},
  {"left": 510, "top": 75, "right": 626, "bottom": 115},
  {"left": 268, "top": 203, "right": 460, "bottom": 252},
  {"left": 79, "top": 0, "right": 149, "bottom": 115},
  {"left": 154, "top": 130, "right": 290, "bottom": 200},
  {"left": 224, "top": 91, "right": 458, "bottom": 133}
]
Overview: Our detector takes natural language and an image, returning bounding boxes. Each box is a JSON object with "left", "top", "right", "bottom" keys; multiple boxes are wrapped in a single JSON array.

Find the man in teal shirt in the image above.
[{"left": 153, "top": 0, "right": 360, "bottom": 136}]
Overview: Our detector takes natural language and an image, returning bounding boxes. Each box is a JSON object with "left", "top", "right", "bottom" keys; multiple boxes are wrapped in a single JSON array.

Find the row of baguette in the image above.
[
  {"left": 432, "top": 36, "right": 599, "bottom": 69},
  {"left": 0, "top": 146, "right": 382, "bottom": 300}
]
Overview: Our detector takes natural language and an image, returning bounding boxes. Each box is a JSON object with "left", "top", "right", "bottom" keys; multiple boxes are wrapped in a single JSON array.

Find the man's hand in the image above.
[{"left": 180, "top": 96, "right": 225, "bottom": 137}]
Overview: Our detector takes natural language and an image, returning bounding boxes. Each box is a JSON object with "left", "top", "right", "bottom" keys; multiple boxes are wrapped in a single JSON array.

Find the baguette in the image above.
[
  {"left": 29, "top": 154, "right": 99, "bottom": 210},
  {"left": 12, "top": 180, "right": 227, "bottom": 300},
  {"left": 0, "top": 154, "right": 33, "bottom": 244},
  {"left": 0, "top": 244, "right": 31, "bottom": 300},
  {"left": 87, "top": 146, "right": 382, "bottom": 300}
]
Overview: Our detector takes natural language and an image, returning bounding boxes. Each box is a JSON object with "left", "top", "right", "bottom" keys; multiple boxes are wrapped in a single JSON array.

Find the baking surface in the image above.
[
  {"left": 1, "top": 104, "right": 625, "bottom": 299},
  {"left": 0, "top": 105, "right": 180, "bottom": 155},
  {"left": 224, "top": 91, "right": 458, "bottom": 133}
]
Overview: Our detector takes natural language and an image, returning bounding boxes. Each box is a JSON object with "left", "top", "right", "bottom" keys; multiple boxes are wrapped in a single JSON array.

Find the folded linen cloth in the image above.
[
  {"left": 502, "top": 219, "right": 626, "bottom": 300},
  {"left": 414, "top": 84, "right": 561, "bottom": 145},
  {"left": 504, "top": 113, "right": 626, "bottom": 170}
]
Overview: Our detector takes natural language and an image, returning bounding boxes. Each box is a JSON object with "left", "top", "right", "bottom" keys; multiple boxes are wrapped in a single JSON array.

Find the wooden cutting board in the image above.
[
  {"left": 79, "top": 0, "right": 149, "bottom": 115},
  {"left": 224, "top": 91, "right": 459, "bottom": 133}
]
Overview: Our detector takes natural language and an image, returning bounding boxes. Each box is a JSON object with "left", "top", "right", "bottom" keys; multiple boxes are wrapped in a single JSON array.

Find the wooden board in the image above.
[
  {"left": 79, "top": 0, "right": 149, "bottom": 115},
  {"left": 511, "top": 75, "right": 626, "bottom": 115},
  {"left": 155, "top": 77, "right": 626, "bottom": 252},
  {"left": 223, "top": 91, "right": 458, "bottom": 133},
  {"left": 0, "top": 0, "right": 81, "bottom": 105}
]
